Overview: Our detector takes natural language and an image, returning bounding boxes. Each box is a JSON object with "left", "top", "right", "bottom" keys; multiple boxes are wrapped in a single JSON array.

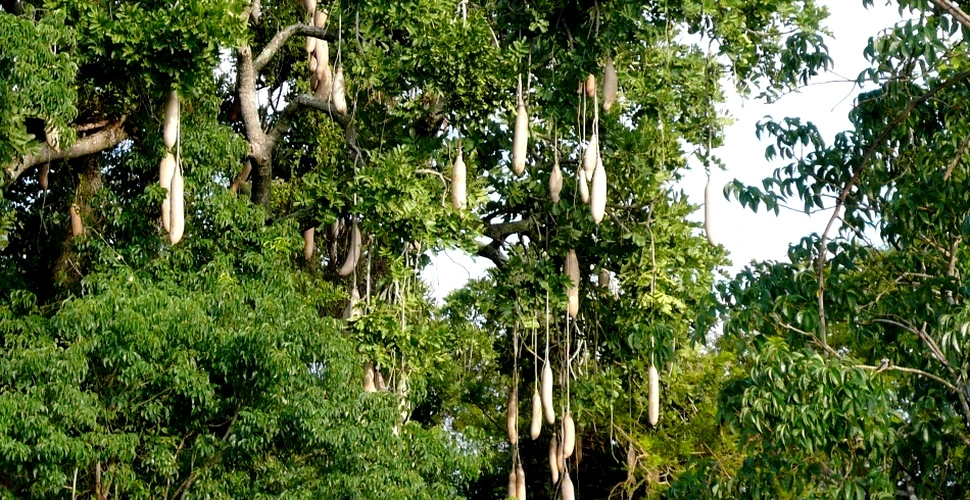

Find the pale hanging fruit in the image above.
[
  {"left": 451, "top": 149, "right": 467, "bottom": 210},
  {"left": 562, "top": 412, "right": 576, "bottom": 458},
  {"left": 313, "top": 9, "right": 327, "bottom": 28},
  {"left": 598, "top": 268, "right": 610, "bottom": 289},
  {"left": 557, "top": 435, "right": 565, "bottom": 472},
  {"left": 541, "top": 357, "right": 555, "bottom": 424},
  {"left": 530, "top": 388, "right": 542, "bottom": 440},
  {"left": 341, "top": 287, "right": 362, "bottom": 320},
  {"left": 363, "top": 362, "right": 377, "bottom": 393},
  {"left": 163, "top": 91, "right": 179, "bottom": 150},
  {"left": 590, "top": 156, "right": 607, "bottom": 224},
  {"left": 69, "top": 203, "right": 83, "bottom": 237},
  {"left": 649, "top": 363, "right": 660, "bottom": 426},
  {"left": 560, "top": 470, "right": 575, "bottom": 500},
  {"left": 38, "top": 164, "right": 49, "bottom": 191},
  {"left": 705, "top": 175, "right": 718, "bottom": 246},
  {"left": 548, "top": 432, "right": 560, "bottom": 485},
  {"left": 583, "top": 133, "right": 598, "bottom": 181},
  {"left": 516, "top": 465, "right": 526, "bottom": 500},
  {"left": 160, "top": 153, "right": 177, "bottom": 232},
  {"left": 169, "top": 164, "right": 185, "bottom": 245},
  {"left": 603, "top": 55, "right": 618, "bottom": 111},
  {"left": 303, "top": 227, "right": 315, "bottom": 262},
  {"left": 577, "top": 167, "right": 589, "bottom": 204},
  {"left": 549, "top": 160, "right": 563, "bottom": 202},
  {"left": 507, "top": 384, "right": 518, "bottom": 445},
  {"left": 584, "top": 73, "right": 596, "bottom": 97},
  {"left": 306, "top": 35, "right": 317, "bottom": 54},
  {"left": 337, "top": 222, "right": 361, "bottom": 276},
  {"left": 512, "top": 103, "right": 528, "bottom": 176},
  {"left": 375, "top": 368, "right": 387, "bottom": 391},
  {"left": 507, "top": 471, "right": 517, "bottom": 499},
  {"left": 332, "top": 65, "right": 348, "bottom": 115},
  {"left": 314, "top": 41, "right": 333, "bottom": 100},
  {"left": 566, "top": 249, "right": 580, "bottom": 318}
]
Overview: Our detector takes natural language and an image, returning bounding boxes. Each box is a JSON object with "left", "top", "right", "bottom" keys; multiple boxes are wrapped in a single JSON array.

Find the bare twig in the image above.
[{"left": 944, "top": 130, "right": 970, "bottom": 180}]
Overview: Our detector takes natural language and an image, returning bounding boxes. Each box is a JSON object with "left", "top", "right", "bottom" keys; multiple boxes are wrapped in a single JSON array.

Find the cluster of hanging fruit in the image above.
[
  {"left": 160, "top": 91, "right": 184, "bottom": 245},
  {"left": 304, "top": 0, "right": 346, "bottom": 114}
]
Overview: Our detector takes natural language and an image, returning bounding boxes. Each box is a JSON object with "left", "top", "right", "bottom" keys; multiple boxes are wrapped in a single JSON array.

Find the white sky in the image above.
[{"left": 422, "top": 0, "right": 906, "bottom": 301}]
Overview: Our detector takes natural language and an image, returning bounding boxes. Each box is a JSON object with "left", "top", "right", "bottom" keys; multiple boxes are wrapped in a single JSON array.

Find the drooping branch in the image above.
[
  {"left": 929, "top": 0, "right": 970, "bottom": 31},
  {"left": 3, "top": 120, "right": 128, "bottom": 186},
  {"left": 253, "top": 24, "right": 336, "bottom": 73},
  {"left": 816, "top": 70, "right": 970, "bottom": 349}
]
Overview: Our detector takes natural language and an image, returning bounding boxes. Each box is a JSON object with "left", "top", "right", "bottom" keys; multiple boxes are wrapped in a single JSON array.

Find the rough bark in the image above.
[{"left": 3, "top": 121, "right": 126, "bottom": 189}]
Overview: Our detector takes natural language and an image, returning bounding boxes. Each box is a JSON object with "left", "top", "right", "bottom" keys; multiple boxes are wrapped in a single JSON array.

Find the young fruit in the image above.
[
  {"left": 530, "top": 388, "right": 542, "bottom": 440},
  {"left": 70, "top": 203, "right": 83, "bottom": 237},
  {"left": 332, "top": 65, "right": 348, "bottom": 115},
  {"left": 160, "top": 153, "right": 177, "bottom": 231},
  {"left": 38, "top": 164, "right": 49, "bottom": 191},
  {"left": 338, "top": 222, "right": 361, "bottom": 276},
  {"left": 549, "top": 160, "right": 563, "bottom": 202},
  {"left": 541, "top": 356, "right": 555, "bottom": 424},
  {"left": 507, "top": 384, "right": 519, "bottom": 445},
  {"left": 516, "top": 465, "right": 526, "bottom": 500},
  {"left": 590, "top": 156, "right": 606, "bottom": 224},
  {"left": 649, "top": 363, "right": 660, "bottom": 426},
  {"left": 577, "top": 167, "right": 589, "bottom": 204},
  {"left": 561, "top": 470, "right": 575, "bottom": 500},
  {"left": 549, "top": 432, "right": 560, "bottom": 485},
  {"left": 603, "top": 55, "right": 618, "bottom": 111},
  {"left": 563, "top": 412, "right": 576, "bottom": 458},
  {"left": 303, "top": 227, "right": 315, "bottom": 262},
  {"left": 363, "top": 362, "right": 377, "bottom": 393},
  {"left": 341, "top": 287, "right": 362, "bottom": 320},
  {"left": 566, "top": 249, "right": 579, "bottom": 318},
  {"left": 306, "top": 35, "right": 317, "bottom": 55},
  {"left": 598, "top": 268, "right": 610, "bottom": 289},
  {"left": 169, "top": 163, "right": 185, "bottom": 245},
  {"left": 583, "top": 133, "right": 598, "bottom": 181},
  {"left": 584, "top": 73, "right": 596, "bottom": 97},
  {"left": 451, "top": 149, "right": 467, "bottom": 210},
  {"left": 163, "top": 91, "right": 179, "bottom": 150},
  {"left": 512, "top": 103, "right": 528, "bottom": 176},
  {"left": 705, "top": 175, "right": 718, "bottom": 246},
  {"left": 313, "top": 9, "right": 327, "bottom": 28}
]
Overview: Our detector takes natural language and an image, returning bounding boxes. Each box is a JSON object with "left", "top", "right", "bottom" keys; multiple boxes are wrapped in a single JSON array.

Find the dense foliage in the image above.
[{"left": 8, "top": 0, "right": 970, "bottom": 498}]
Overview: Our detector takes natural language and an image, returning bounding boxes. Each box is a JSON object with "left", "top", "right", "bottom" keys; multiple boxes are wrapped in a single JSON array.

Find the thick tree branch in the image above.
[
  {"left": 476, "top": 240, "right": 507, "bottom": 268},
  {"left": 3, "top": 121, "right": 127, "bottom": 185},
  {"left": 236, "top": 47, "right": 266, "bottom": 151},
  {"left": 929, "top": 0, "right": 970, "bottom": 31},
  {"left": 253, "top": 24, "right": 335, "bottom": 73},
  {"left": 485, "top": 218, "right": 535, "bottom": 241},
  {"left": 816, "top": 70, "right": 970, "bottom": 350}
]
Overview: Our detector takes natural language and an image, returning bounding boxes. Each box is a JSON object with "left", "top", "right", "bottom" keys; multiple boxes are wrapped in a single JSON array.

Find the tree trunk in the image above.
[{"left": 249, "top": 155, "right": 273, "bottom": 210}]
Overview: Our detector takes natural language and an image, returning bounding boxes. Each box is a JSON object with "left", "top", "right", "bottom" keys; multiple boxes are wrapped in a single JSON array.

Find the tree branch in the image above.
[
  {"left": 236, "top": 46, "right": 266, "bottom": 152},
  {"left": 253, "top": 24, "right": 335, "bottom": 73},
  {"left": 816, "top": 70, "right": 970, "bottom": 350},
  {"left": 859, "top": 360, "right": 970, "bottom": 427},
  {"left": 3, "top": 120, "right": 128, "bottom": 186},
  {"left": 265, "top": 94, "right": 348, "bottom": 148},
  {"left": 944, "top": 130, "right": 970, "bottom": 180},
  {"left": 929, "top": 0, "right": 970, "bottom": 31}
]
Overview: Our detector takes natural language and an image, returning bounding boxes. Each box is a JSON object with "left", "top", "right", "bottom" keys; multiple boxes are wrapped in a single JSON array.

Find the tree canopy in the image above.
[{"left": 4, "top": 0, "right": 970, "bottom": 498}]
